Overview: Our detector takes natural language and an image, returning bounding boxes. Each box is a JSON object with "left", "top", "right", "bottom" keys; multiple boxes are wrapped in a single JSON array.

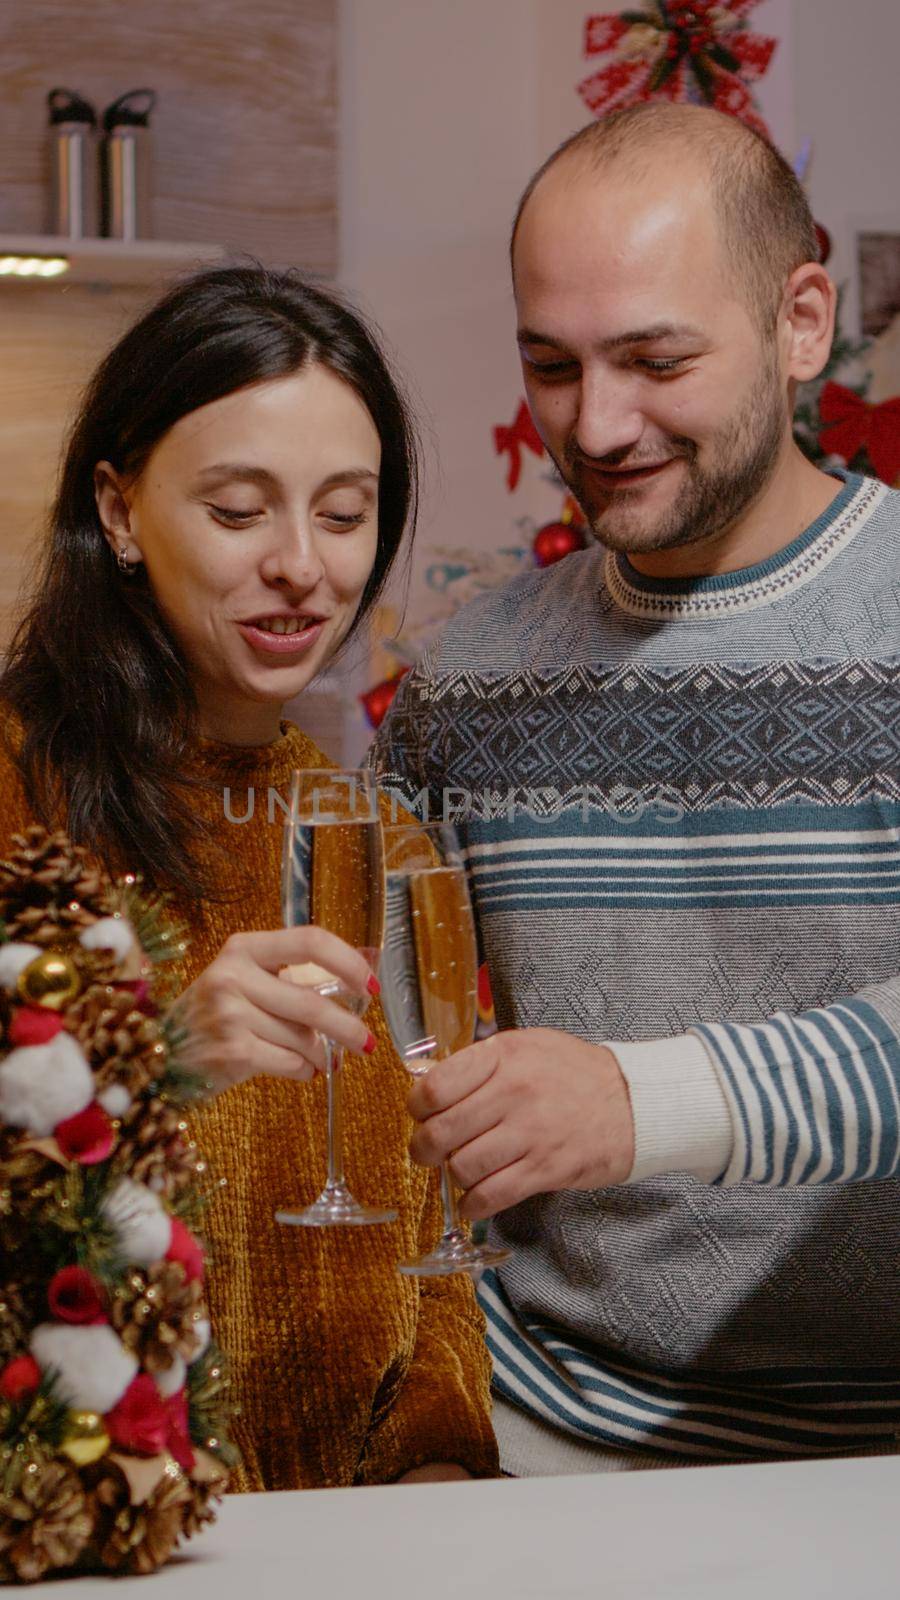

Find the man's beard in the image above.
[{"left": 559, "top": 352, "right": 786, "bottom": 556}]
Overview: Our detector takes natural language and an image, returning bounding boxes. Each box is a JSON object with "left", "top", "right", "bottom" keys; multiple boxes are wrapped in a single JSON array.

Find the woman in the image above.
[{"left": 0, "top": 265, "right": 497, "bottom": 1490}]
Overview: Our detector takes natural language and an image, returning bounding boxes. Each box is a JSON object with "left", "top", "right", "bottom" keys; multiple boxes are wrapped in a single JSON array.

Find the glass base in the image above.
[
  {"left": 276, "top": 1182, "right": 397, "bottom": 1228},
  {"left": 397, "top": 1230, "right": 511, "bottom": 1279}
]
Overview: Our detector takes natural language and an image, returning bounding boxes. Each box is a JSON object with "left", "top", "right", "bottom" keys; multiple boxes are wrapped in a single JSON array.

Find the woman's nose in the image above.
[{"left": 261, "top": 521, "right": 326, "bottom": 591}]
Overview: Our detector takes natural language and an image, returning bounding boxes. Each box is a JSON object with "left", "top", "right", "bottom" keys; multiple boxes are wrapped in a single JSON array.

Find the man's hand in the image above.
[{"left": 407, "top": 1028, "right": 635, "bottom": 1219}]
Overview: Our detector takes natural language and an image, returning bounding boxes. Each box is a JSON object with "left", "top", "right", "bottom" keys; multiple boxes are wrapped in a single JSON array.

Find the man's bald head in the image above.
[{"left": 511, "top": 104, "right": 819, "bottom": 334}]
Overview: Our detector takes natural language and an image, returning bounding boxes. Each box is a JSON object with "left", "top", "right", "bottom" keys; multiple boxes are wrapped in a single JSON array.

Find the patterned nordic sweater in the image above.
[{"left": 373, "top": 470, "right": 900, "bottom": 1461}]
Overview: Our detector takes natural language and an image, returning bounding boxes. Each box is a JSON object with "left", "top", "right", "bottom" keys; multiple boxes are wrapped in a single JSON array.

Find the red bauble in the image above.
[
  {"left": 532, "top": 520, "right": 588, "bottom": 567},
  {"left": 360, "top": 667, "right": 410, "bottom": 731},
  {"left": 105, "top": 1373, "right": 170, "bottom": 1456},
  {"left": 166, "top": 1217, "right": 205, "bottom": 1284},
  {"left": 8, "top": 1006, "right": 64, "bottom": 1047},
  {"left": 47, "top": 1265, "right": 107, "bottom": 1325},
  {"left": 163, "top": 1389, "right": 195, "bottom": 1473},
  {"left": 0, "top": 1353, "right": 42, "bottom": 1402},
  {"left": 55, "top": 1102, "right": 116, "bottom": 1165}
]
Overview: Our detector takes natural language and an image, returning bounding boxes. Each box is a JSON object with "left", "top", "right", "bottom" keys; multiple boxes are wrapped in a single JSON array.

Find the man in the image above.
[{"left": 373, "top": 102, "right": 900, "bottom": 1475}]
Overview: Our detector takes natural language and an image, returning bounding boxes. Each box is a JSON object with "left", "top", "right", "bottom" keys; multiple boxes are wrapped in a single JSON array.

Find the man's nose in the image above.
[{"left": 573, "top": 371, "right": 644, "bottom": 463}]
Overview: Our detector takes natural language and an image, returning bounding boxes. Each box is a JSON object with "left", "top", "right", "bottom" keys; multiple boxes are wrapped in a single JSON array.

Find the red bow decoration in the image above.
[
  {"left": 579, "top": 3, "right": 776, "bottom": 137},
  {"left": 493, "top": 400, "right": 545, "bottom": 491},
  {"left": 818, "top": 382, "right": 900, "bottom": 486}
]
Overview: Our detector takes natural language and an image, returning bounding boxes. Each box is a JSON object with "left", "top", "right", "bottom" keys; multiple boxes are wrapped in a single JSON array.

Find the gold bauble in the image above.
[
  {"left": 60, "top": 1410, "right": 110, "bottom": 1466},
  {"left": 16, "top": 951, "right": 81, "bottom": 1010}
]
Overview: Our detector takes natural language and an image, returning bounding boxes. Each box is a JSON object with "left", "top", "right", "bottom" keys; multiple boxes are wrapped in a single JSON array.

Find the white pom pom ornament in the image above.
[
  {"left": 101, "top": 1177, "right": 173, "bottom": 1266},
  {"left": 189, "top": 1317, "right": 211, "bottom": 1362},
  {"left": 0, "top": 942, "right": 42, "bottom": 992},
  {"left": 155, "top": 1355, "right": 187, "bottom": 1398},
  {"left": 30, "top": 1323, "right": 137, "bottom": 1412},
  {"left": 79, "top": 916, "right": 136, "bottom": 964},
  {"left": 0, "top": 1032, "right": 94, "bottom": 1135},
  {"left": 97, "top": 1082, "right": 131, "bottom": 1118}
]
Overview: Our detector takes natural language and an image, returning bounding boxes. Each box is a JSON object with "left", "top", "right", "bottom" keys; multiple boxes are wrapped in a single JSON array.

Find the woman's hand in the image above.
[{"left": 173, "top": 928, "right": 379, "bottom": 1093}]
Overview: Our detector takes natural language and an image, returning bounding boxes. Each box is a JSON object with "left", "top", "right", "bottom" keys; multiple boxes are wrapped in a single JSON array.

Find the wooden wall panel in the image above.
[{"left": 0, "top": 0, "right": 337, "bottom": 646}]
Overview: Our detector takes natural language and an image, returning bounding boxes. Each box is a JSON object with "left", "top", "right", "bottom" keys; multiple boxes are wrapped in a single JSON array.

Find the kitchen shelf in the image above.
[{"left": 0, "top": 235, "right": 225, "bottom": 287}]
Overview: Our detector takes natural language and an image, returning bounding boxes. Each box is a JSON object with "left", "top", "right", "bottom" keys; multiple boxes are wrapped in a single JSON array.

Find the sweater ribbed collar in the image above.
[{"left": 604, "top": 471, "right": 887, "bottom": 621}]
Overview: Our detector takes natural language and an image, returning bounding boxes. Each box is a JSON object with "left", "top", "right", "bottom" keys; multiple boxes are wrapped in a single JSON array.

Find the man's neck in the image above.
[{"left": 625, "top": 446, "right": 842, "bottom": 582}]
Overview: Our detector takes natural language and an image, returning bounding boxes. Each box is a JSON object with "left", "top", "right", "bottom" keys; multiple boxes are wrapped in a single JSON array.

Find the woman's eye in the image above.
[
  {"left": 208, "top": 504, "right": 262, "bottom": 525},
  {"left": 321, "top": 510, "right": 369, "bottom": 528}
]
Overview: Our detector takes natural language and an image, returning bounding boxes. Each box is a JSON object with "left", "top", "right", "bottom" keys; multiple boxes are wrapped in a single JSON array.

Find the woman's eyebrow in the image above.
[
  {"left": 317, "top": 468, "right": 380, "bottom": 490},
  {"left": 193, "top": 463, "right": 276, "bottom": 487}
]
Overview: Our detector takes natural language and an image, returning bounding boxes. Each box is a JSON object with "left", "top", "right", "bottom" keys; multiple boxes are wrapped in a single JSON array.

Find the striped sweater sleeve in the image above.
[{"left": 614, "top": 974, "right": 900, "bottom": 1187}]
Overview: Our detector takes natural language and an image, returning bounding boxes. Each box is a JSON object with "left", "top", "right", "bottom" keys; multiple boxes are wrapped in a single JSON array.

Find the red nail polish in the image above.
[
  {"left": 367, "top": 974, "right": 381, "bottom": 997},
  {"left": 363, "top": 1031, "right": 377, "bottom": 1055}
]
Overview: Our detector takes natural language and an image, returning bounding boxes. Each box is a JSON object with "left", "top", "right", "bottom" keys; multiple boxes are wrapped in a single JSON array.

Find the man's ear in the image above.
[
  {"left": 782, "top": 262, "right": 837, "bottom": 385},
  {"left": 94, "top": 461, "right": 142, "bottom": 568}
]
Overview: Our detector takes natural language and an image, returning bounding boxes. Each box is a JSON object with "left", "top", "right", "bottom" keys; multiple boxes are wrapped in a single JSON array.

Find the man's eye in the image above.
[
  {"left": 637, "top": 358, "right": 686, "bottom": 374},
  {"left": 526, "top": 358, "right": 577, "bottom": 378}
]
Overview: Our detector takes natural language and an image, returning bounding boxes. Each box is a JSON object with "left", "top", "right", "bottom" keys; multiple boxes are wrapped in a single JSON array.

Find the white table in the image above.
[{"left": 26, "top": 1454, "right": 900, "bottom": 1599}]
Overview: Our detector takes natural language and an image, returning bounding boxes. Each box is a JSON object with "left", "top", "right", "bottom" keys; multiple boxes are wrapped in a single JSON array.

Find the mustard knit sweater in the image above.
[{"left": 0, "top": 720, "right": 497, "bottom": 1492}]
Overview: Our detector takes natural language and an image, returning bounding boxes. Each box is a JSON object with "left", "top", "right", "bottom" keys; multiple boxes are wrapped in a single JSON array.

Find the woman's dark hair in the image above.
[{"left": 1, "top": 263, "right": 419, "bottom": 895}]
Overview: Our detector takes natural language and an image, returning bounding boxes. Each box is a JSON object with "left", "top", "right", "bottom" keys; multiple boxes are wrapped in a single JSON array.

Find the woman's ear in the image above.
[
  {"left": 94, "top": 461, "right": 143, "bottom": 568},
  {"left": 783, "top": 262, "right": 837, "bottom": 385}
]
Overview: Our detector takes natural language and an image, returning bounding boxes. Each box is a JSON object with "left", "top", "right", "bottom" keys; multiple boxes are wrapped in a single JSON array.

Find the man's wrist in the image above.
[{"left": 605, "top": 1032, "right": 733, "bottom": 1183}]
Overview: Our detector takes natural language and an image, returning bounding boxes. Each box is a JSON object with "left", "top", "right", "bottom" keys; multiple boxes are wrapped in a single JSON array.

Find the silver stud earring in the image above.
[{"left": 117, "top": 545, "right": 131, "bottom": 572}]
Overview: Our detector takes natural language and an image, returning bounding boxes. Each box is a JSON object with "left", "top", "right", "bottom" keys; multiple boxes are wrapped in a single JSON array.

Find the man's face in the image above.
[{"left": 513, "top": 163, "right": 790, "bottom": 556}]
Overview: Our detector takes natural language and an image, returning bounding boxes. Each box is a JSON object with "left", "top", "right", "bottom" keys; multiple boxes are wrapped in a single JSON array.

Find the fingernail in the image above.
[
  {"left": 367, "top": 974, "right": 381, "bottom": 997},
  {"left": 364, "top": 1031, "right": 377, "bottom": 1055}
]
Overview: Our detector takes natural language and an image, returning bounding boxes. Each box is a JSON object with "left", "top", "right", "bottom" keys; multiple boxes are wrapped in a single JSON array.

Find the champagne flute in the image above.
[
  {"left": 381, "top": 821, "right": 511, "bottom": 1277},
  {"left": 275, "top": 769, "right": 397, "bottom": 1228}
]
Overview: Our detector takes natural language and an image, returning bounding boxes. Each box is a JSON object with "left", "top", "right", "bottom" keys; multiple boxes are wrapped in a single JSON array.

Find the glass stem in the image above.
[
  {"left": 439, "top": 1159, "right": 466, "bottom": 1242},
  {"left": 325, "top": 1041, "right": 345, "bottom": 1191}
]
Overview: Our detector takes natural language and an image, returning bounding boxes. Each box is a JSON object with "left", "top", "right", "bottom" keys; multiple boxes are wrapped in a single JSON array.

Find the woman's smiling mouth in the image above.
[{"left": 236, "top": 614, "right": 328, "bottom": 655}]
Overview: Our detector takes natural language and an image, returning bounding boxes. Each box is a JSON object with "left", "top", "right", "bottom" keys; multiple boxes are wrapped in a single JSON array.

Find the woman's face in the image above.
[{"left": 96, "top": 365, "right": 381, "bottom": 744}]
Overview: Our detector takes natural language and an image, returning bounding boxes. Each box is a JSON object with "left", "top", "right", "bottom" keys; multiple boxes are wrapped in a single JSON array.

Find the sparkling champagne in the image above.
[{"left": 382, "top": 865, "right": 478, "bottom": 1069}]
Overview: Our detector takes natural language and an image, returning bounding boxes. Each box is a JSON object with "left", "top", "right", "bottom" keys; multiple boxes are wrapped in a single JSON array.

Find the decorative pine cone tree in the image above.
[{"left": 0, "top": 827, "right": 235, "bottom": 1582}]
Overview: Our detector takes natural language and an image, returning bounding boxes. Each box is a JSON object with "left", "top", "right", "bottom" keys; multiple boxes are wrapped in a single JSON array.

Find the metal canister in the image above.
[
  {"left": 47, "top": 88, "right": 98, "bottom": 238},
  {"left": 100, "top": 89, "right": 157, "bottom": 240}
]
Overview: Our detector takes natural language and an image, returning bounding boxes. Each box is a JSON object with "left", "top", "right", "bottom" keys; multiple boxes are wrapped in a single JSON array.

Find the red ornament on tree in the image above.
[
  {"left": 105, "top": 1372, "right": 171, "bottom": 1456},
  {"left": 532, "top": 520, "right": 588, "bottom": 568},
  {"left": 55, "top": 1101, "right": 116, "bottom": 1165},
  {"left": 7, "top": 1006, "right": 64, "bottom": 1047},
  {"left": 166, "top": 1216, "right": 205, "bottom": 1284},
  {"left": 0, "top": 1353, "right": 42, "bottom": 1402},
  {"left": 47, "top": 1265, "right": 107, "bottom": 1325},
  {"left": 360, "top": 667, "right": 410, "bottom": 731}
]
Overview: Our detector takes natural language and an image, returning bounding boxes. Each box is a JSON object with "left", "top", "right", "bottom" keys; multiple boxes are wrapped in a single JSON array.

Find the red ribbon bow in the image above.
[
  {"left": 818, "top": 382, "right": 900, "bottom": 486},
  {"left": 494, "top": 400, "right": 545, "bottom": 491}
]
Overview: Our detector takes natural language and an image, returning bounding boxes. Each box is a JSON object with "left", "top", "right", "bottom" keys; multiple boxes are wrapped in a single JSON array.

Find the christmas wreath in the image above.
[{"left": 0, "top": 827, "right": 235, "bottom": 1581}]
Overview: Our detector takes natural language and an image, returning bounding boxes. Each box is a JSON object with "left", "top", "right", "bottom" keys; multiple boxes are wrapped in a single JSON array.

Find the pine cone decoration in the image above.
[
  {"left": 113, "top": 1098, "right": 199, "bottom": 1200},
  {"left": 179, "top": 1481, "right": 222, "bottom": 1540},
  {"left": 68, "top": 984, "right": 163, "bottom": 1097},
  {"left": 92, "top": 1461, "right": 190, "bottom": 1575},
  {"left": 0, "top": 1133, "right": 61, "bottom": 1254},
  {"left": 0, "top": 827, "right": 114, "bottom": 947},
  {"left": 111, "top": 1262, "right": 205, "bottom": 1375},
  {"left": 0, "top": 1280, "right": 33, "bottom": 1365},
  {"left": 0, "top": 1460, "right": 94, "bottom": 1582}
]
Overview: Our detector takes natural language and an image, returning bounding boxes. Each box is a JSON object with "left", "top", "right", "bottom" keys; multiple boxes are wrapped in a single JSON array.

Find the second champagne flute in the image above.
[
  {"left": 275, "top": 768, "right": 397, "bottom": 1228},
  {"left": 381, "top": 821, "right": 511, "bottom": 1277}
]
